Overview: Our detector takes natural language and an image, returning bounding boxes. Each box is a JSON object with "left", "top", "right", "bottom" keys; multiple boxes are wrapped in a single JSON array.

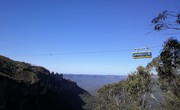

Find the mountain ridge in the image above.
[{"left": 0, "top": 55, "right": 92, "bottom": 110}]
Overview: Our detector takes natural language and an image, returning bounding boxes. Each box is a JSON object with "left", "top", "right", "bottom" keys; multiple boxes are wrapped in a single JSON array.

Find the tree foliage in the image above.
[
  {"left": 152, "top": 10, "right": 180, "bottom": 32},
  {"left": 151, "top": 9, "right": 180, "bottom": 109},
  {"left": 97, "top": 66, "right": 152, "bottom": 110},
  {"left": 146, "top": 56, "right": 160, "bottom": 72},
  {"left": 97, "top": 10, "right": 180, "bottom": 110},
  {"left": 158, "top": 38, "right": 180, "bottom": 81},
  {"left": 157, "top": 38, "right": 180, "bottom": 109}
]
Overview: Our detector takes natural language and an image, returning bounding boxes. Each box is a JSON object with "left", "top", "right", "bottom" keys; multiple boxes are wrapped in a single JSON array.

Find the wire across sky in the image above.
[{"left": 7, "top": 45, "right": 161, "bottom": 57}]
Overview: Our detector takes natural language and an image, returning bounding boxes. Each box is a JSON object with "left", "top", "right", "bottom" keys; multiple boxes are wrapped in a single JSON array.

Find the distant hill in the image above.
[
  {"left": 0, "top": 55, "right": 92, "bottom": 110},
  {"left": 64, "top": 74, "right": 127, "bottom": 95}
]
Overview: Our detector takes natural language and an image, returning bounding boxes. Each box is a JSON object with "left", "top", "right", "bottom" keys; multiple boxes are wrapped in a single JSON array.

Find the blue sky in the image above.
[{"left": 0, "top": 0, "right": 180, "bottom": 75}]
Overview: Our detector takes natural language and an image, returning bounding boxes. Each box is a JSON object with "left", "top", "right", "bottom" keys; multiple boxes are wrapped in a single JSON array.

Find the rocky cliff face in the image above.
[{"left": 0, "top": 55, "right": 89, "bottom": 110}]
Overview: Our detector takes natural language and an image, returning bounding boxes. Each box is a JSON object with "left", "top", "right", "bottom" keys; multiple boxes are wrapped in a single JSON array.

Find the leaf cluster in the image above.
[
  {"left": 158, "top": 38, "right": 180, "bottom": 84},
  {"left": 97, "top": 66, "right": 152, "bottom": 110},
  {"left": 157, "top": 38, "right": 180, "bottom": 109},
  {"left": 152, "top": 10, "right": 180, "bottom": 31}
]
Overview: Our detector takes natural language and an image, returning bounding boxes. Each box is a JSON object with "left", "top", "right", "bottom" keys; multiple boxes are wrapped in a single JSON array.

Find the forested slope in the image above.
[{"left": 0, "top": 55, "right": 91, "bottom": 110}]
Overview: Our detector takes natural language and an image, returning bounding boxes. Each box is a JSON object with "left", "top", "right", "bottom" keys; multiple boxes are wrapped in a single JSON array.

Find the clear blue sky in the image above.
[{"left": 0, "top": 0, "right": 180, "bottom": 75}]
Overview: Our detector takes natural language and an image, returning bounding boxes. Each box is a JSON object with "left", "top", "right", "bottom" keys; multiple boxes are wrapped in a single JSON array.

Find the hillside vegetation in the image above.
[
  {"left": 95, "top": 38, "right": 180, "bottom": 110},
  {"left": 0, "top": 55, "right": 94, "bottom": 110}
]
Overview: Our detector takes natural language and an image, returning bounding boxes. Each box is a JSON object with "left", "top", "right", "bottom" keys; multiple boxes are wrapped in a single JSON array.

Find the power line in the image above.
[
  {"left": 8, "top": 49, "right": 133, "bottom": 57},
  {"left": 6, "top": 45, "right": 162, "bottom": 57}
]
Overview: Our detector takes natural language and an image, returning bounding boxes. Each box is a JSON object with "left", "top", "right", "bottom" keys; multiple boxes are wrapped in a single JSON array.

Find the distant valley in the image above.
[{"left": 64, "top": 74, "right": 127, "bottom": 95}]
